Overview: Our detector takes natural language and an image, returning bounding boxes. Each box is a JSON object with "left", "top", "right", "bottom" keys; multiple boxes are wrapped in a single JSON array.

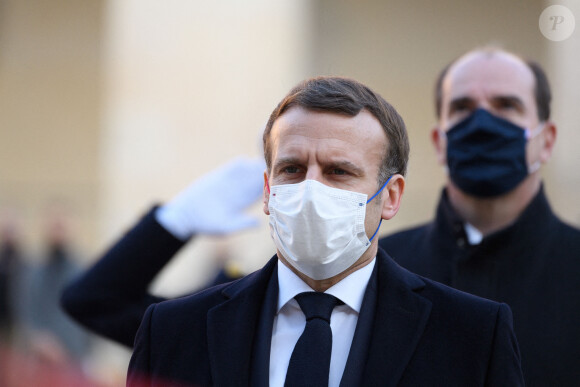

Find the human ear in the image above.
[
  {"left": 431, "top": 125, "right": 446, "bottom": 166},
  {"left": 262, "top": 171, "right": 270, "bottom": 215},
  {"left": 539, "top": 121, "right": 557, "bottom": 163},
  {"left": 380, "top": 174, "right": 405, "bottom": 220}
]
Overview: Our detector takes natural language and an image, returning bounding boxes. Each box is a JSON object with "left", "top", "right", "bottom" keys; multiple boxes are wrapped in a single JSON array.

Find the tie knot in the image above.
[{"left": 295, "top": 292, "right": 342, "bottom": 323}]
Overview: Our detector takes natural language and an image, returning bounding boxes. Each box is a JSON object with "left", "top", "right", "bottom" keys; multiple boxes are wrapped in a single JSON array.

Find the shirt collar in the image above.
[
  {"left": 464, "top": 222, "right": 483, "bottom": 245},
  {"left": 277, "top": 258, "right": 376, "bottom": 314},
  {"left": 438, "top": 184, "right": 553, "bottom": 249}
]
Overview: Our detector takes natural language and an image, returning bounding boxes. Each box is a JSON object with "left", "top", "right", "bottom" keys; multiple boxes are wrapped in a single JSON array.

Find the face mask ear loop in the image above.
[
  {"left": 366, "top": 175, "right": 393, "bottom": 243},
  {"left": 526, "top": 122, "right": 545, "bottom": 140},
  {"left": 525, "top": 123, "right": 546, "bottom": 174},
  {"left": 366, "top": 175, "right": 392, "bottom": 204},
  {"left": 368, "top": 219, "right": 383, "bottom": 243}
]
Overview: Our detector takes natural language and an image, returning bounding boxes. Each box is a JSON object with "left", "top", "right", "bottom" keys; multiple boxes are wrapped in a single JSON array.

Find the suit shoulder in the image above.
[
  {"left": 419, "top": 275, "right": 508, "bottom": 320},
  {"left": 378, "top": 223, "right": 433, "bottom": 267},
  {"left": 152, "top": 280, "right": 231, "bottom": 316},
  {"left": 542, "top": 215, "right": 580, "bottom": 270},
  {"left": 378, "top": 252, "right": 507, "bottom": 322},
  {"left": 554, "top": 217, "right": 580, "bottom": 243},
  {"left": 147, "top": 266, "right": 265, "bottom": 323},
  {"left": 379, "top": 223, "right": 431, "bottom": 247}
]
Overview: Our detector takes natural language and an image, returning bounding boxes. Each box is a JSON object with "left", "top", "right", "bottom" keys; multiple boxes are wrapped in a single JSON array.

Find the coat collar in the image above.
[{"left": 436, "top": 184, "right": 555, "bottom": 254}]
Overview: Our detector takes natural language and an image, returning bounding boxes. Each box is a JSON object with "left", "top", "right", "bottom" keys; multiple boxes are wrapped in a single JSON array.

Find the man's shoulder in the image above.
[
  {"left": 156, "top": 281, "right": 232, "bottom": 313},
  {"left": 377, "top": 252, "right": 509, "bottom": 327},
  {"left": 420, "top": 274, "right": 506, "bottom": 315},
  {"left": 416, "top": 270, "right": 512, "bottom": 334},
  {"left": 147, "top": 257, "right": 278, "bottom": 320},
  {"left": 138, "top": 282, "right": 230, "bottom": 337},
  {"left": 379, "top": 221, "right": 434, "bottom": 245},
  {"left": 552, "top": 215, "right": 580, "bottom": 242},
  {"left": 378, "top": 222, "right": 434, "bottom": 264}
]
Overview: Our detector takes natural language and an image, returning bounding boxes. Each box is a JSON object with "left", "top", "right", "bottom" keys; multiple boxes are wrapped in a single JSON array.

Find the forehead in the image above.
[
  {"left": 269, "top": 107, "right": 387, "bottom": 165},
  {"left": 442, "top": 51, "right": 536, "bottom": 107}
]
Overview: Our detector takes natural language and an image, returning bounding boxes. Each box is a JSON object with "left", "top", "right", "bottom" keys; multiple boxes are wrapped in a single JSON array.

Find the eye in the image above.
[
  {"left": 331, "top": 168, "right": 347, "bottom": 175},
  {"left": 282, "top": 166, "right": 300, "bottom": 174},
  {"left": 493, "top": 96, "right": 524, "bottom": 114},
  {"left": 448, "top": 98, "right": 475, "bottom": 117},
  {"left": 498, "top": 100, "right": 517, "bottom": 110},
  {"left": 452, "top": 101, "right": 470, "bottom": 113}
]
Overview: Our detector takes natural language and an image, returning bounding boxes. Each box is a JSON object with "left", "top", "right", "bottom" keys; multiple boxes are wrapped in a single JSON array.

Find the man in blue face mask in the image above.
[{"left": 379, "top": 47, "right": 580, "bottom": 385}]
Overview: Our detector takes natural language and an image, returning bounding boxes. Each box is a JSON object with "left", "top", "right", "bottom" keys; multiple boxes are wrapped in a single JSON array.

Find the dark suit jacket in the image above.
[
  {"left": 128, "top": 249, "right": 524, "bottom": 386},
  {"left": 379, "top": 187, "right": 580, "bottom": 385}
]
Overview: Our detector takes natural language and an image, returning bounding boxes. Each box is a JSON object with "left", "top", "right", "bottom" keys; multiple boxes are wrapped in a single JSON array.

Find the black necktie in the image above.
[{"left": 284, "top": 292, "right": 343, "bottom": 387}]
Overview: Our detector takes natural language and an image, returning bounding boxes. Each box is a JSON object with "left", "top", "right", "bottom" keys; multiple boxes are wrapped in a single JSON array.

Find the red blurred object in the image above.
[{"left": 0, "top": 344, "right": 102, "bottom": 387}]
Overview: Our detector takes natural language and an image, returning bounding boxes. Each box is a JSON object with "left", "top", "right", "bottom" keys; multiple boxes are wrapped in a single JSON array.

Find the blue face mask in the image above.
[{"left": 445, "top": 109, "right": 542, "bottom": 198}]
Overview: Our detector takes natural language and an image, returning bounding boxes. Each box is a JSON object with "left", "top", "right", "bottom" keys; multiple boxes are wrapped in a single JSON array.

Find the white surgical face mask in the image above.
[{"left": 268, "top": 177, "right": 390, "bottom": 280}]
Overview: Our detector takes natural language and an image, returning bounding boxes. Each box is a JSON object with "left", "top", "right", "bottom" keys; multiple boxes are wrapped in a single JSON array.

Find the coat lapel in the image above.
[
  {"left": 362, "top": 250, "right": 432, "bottom": 386},
  {"left": 206, "top": 256, "right": 278, "bottom": 386}
]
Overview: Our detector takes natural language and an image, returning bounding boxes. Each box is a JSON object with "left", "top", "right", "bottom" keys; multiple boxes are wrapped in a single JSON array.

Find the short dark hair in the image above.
[
  {"left": 434, "top": 48, "right": 552, "bottom": 121},
  {"left": 262, "top": 77, "right": 410, "bottom": 186}
]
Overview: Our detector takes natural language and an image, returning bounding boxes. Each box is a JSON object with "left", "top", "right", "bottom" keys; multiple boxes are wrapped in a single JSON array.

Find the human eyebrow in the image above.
[
  {"left": 272, "top": 157, "right": 304, "bottom": 172},
  {"left": 326, "top": 160, "right": 364, "bottom": 176},
  {"left": 448, "top": 97, "right": 475, "bottom": 115}
]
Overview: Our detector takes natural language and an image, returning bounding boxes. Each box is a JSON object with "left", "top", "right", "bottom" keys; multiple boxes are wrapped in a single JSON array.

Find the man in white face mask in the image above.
[{"left": 128, "top": 76, "right": 524, "bottom": 386}]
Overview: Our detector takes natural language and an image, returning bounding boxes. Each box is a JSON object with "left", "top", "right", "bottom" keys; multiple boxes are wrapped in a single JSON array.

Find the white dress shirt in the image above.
[{"left": 269, "top": 258, "right": 376, "bottom": 387}]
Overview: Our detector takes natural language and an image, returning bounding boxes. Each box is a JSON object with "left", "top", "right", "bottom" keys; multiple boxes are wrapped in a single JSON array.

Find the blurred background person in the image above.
[
  {"left": 0, "top": 208, "right": 26, "bottom": 386},
  {"left": 379, "top": 47, "right": 580, "bottom": 385},
  {"left": 10, "top": 201, "right": 96, "bottom": 385},
  {"left": 0, "top": 207, "right": 24, "bottom": 343},
  {"left": 25, "top": 203, "right": 92, "bottom": 362}
]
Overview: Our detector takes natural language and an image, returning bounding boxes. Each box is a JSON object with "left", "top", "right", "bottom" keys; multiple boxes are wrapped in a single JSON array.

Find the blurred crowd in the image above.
[{"left": 0, "top": 204, "right": 111, "bottom": 387}]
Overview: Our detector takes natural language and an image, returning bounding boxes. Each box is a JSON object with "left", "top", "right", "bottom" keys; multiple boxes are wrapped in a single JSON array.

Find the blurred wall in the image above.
[
  {"left": 0, "top": 0, "right": 103, "bottom": 255},
  {"left": 98, "top": 0, "right": 315, "bottom": 294},
  {"left": 545, "top": 0, "right": 580, "bottom": 226}
]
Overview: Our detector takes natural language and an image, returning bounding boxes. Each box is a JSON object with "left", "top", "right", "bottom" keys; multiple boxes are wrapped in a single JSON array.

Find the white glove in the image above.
[{"left": 156, "top": 156, "right": 266, "bottom": 240}]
